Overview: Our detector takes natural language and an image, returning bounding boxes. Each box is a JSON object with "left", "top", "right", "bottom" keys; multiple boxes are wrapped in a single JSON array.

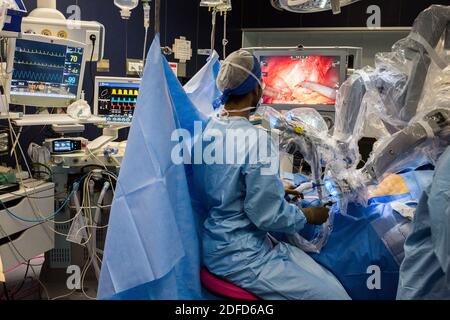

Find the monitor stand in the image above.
[{"left": 87, "top": 126, "right": 128, "bottom": 151}]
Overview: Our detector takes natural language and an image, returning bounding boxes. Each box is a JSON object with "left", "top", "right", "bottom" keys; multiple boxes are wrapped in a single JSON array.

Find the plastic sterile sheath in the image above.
[
  {"left": 257, "top": 107, "right": 337, "bottom": 253},
  {"left": 326, "top": 5, "right": 450, "bottom": 215},
  {"left": 184, "top": 51, "right": 221, "bottom": 118},
  {"left": 333, "top": 5, "right": 450, "bottom": 147},
  {"left": 98, "top": 35, "right": 204, "bottom": 300}
]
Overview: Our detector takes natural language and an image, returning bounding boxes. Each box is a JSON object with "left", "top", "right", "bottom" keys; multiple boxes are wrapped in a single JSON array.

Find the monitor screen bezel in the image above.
[
  {"left": 6, "top": 34, "right": 87, "bottom": 108},
  {"left": 253, "top": 49, "right": 348, "bottom": 112},
  {"left": 94, "top": 76, "right": 141, "bottom": 126}
]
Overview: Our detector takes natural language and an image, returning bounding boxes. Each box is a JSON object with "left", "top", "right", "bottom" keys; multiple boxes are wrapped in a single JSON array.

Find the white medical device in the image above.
[
  {"left": 87, "top": 76, "right": 140, "bottom": 151},
  {"left": 6, "top": 33, "right": 87, "bottom": 108},
  {"left": 43, "top": 137, "right": 88, "bottom": 154},
  {"left": 0, "top": 0, "right": 26, "bottom": 38},
  {"left": 94, "top": 76, "right": 141, "bottom": 125},
  {"left": 114, "top": 0, "right": 139, "bottom": 20},
  {"left": 23, "top": 0, "right": 105, "bottom": 62}
]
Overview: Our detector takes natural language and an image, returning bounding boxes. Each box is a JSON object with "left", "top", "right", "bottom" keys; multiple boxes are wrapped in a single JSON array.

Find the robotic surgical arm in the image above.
[
  {"left": 259, "top": 104, "right": 449, "bottom": 218},
  {"left": 333, "top": 5, "right": 450, "bottom": 168},
  {"left": 362, "top": 108, "right": 450, "bottom": 185},
  {"left": 327, "top": 5, "right": 450, "bottom": 198},
  {"left": 260, "top": 6, "right": 450, "bottom": 212}
]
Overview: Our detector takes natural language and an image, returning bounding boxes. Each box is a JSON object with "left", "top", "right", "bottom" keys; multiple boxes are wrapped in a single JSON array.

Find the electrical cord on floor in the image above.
[{"left": 0, "top": 224, "right": 49, "bottom": 300}]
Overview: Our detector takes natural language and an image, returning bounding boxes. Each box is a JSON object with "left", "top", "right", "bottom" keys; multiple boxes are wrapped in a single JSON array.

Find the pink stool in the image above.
[{"left": 200, "top": 267, "right": 259, "bottom": 300}]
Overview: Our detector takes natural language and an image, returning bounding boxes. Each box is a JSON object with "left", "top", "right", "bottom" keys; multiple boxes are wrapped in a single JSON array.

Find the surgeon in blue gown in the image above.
[
  {"left": 192, "top": 50, "right": 351, "bottom": 300},
  {"left": 397, "top": 146, "right": 450, "bottom": 299}
]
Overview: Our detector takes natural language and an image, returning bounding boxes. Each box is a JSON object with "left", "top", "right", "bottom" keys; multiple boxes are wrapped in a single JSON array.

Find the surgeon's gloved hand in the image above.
[
  {"left": 284, "top": 184, "right": 301, "bottom": 197},
  {"left": 302, "top": 207, "right": 330, "bottom": 225}
]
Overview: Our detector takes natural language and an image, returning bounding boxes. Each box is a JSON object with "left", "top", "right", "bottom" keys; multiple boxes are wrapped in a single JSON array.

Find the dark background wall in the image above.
[
  {"left": 5, "top": 0, "right": 449, "bottom": 166},
  {"left": 22, "top": 0, "right": 450, "bottom": 83}
]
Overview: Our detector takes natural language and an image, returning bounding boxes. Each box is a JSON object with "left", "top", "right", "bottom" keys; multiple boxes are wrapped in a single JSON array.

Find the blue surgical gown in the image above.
[
  {"left": 397, "top": 147, "right": 450, "bottom": 299},
  {"left": 193, "top": 116, "right": 350, "bottom": 300}
]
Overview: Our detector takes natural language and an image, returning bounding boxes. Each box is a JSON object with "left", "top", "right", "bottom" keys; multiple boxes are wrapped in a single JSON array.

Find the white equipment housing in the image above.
[
  {"left": 21, "top": 17, "right": 105, "bottom": 62},
  {"left": 6, "top": 33, "right": 87, "bottom": 108},
  {"left": 0, "top": 181, "right": 55, "bottom": 275},
  {"left": 22, "top": 0, "right": 105, "bottom": 62}
]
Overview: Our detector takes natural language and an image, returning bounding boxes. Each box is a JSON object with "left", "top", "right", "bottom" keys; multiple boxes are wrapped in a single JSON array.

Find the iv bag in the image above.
[{"left": 114, "top": 0, "right": 139, "bottom": 19}]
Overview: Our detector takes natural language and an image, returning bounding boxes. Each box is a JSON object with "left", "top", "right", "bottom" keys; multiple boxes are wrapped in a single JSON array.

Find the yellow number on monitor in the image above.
[{"left": 70, "top": 55, "right": 78, "bottom": 63}]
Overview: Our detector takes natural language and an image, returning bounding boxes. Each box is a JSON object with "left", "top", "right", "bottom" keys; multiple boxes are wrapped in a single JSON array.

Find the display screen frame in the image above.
[
  {"left": 253, "top": 49, "right": 348, "bottom": 112},
  {"left": 52, "top": 139, "right": 82, "bottom": 154},
  {"left": 93, "top": 76, "right": 141, "bottom": 126},
  {"left": 6, "top": 34, "right": 87, "bottom": 108}
]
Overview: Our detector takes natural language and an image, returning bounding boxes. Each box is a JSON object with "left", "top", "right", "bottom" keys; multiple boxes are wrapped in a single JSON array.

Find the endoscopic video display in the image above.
[{"left": 260, "top": 55, "right": 342, "bottom": 106}]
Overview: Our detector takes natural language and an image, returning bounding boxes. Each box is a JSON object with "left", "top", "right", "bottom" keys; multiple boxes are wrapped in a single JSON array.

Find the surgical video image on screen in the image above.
[
  {"left": 97, "top": 82, "right": 140, "bottom": 124},
  {"left": 10, "top": 39, "right": 83, "bottom": 102},
  {"left": 260, "top": 55, "right": 341, "bottom": 106}
]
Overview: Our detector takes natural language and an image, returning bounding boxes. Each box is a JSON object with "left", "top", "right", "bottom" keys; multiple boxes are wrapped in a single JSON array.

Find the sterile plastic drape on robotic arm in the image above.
[
  {"left": 260, "top": 107, "right": 330, "bottom": 200},
  {"left": 259, "top": 5, "right": 450, "bottom": 220},
  {"left": 330, "top": 5, "right": 450, "bottom": 195},
  {"left": 257, "top": 106, "right": 337, "bottom": 252},
  {"left": 335, "top": 5, "right": 450, "bottom": 138},
  {"left": 358, "top": 9, "right": 450, "bottom": 181}
]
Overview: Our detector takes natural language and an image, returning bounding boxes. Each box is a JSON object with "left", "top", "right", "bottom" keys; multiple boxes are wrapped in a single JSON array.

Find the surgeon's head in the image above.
[{"left": 216, "top": 50, "right": 263, "bottom": 118}]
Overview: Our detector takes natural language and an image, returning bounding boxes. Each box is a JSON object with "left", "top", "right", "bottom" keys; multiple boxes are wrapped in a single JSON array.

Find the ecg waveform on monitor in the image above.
[
  {"left": 15, "top": 47, "right": 66, "bottom": 58},
  {"left": 13, "top": 70, "right": 63, "bottom": 82},
  {"left": 14, "top": 60, "right": 64, "bottom": 69}
]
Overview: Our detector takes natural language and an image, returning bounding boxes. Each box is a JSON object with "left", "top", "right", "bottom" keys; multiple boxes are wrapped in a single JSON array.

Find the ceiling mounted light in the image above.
[{"left": 271, "top": 0, "right": 362, "bottom": 15}]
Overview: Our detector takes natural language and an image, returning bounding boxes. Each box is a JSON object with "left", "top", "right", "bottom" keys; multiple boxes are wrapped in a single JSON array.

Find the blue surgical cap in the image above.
[{"left": 214, "top": 50, "right": 262, "bottom": 108}]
